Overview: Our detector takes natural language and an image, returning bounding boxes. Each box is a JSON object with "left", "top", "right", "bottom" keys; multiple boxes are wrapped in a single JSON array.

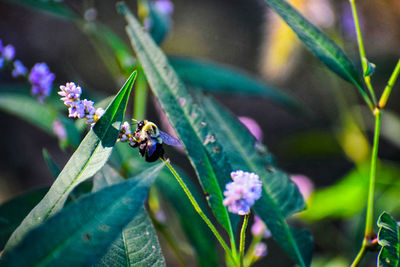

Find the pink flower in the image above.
[
  {"left": 238, "top": 116, "right": 263, "bottom": 141},
  {"left": 290, "top": 174, "right": 314, "bottom": 200}
]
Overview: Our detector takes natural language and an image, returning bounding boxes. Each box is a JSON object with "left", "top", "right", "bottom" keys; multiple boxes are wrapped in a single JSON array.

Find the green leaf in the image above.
[
  {"left": 193, "top": 92, "right": 312, "bottom": 267},
  {"left": 114, "top": 140, "right": 219, "bottom": 267},
  {"left": 93, "top": 165, "right": 165, "bottom": 267},
  {"left": 169, "top": 56, "right": 303, "bottom": 113},
  {"left": 3, "top": 71, "right": 136, "bottom": 252},
  {"left": 0, "top": 91, "right": 57, "bottom": 134},
  {"left": 118, "top": 3, "right": 237, "bottom": 238},
  {"left": 362, "top": 58, "right": 376, "bottom": 77},
  {"left": 156, "top": 170, "right": 218, "bottom": 267},
  {"left": 302, "top": 161, "right": 400, "bottom": 221},
  {"left": 3, "top": 0, "right": 79, "bottom": 21},
  {"left": 262, "top": 0, "right": 366, "bottom": 97},
  {"left": 0, "top": 163, "right": 166, "bottom": 266},
  {"left": 377, "top": 212, "right": 400, "bottom": 267},
  {"left": 0, "top": 188, "right": 48, "bottom": 250},
  {"left": 42, "top": 149, "right": 61, "bottom": 178}
]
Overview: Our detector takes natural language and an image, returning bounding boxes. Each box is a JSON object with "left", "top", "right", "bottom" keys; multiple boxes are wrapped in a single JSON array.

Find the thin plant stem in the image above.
[
  {"left": 379, "top": 59, "right": 400, "bottom": 108},
  {"left": 349, "top": 0, "right": 377, "bottom": 105},
  {"left": 365, "top": 108, "right": 381, "bottom": 235},
  {"left": 162, "top": 159, "right": 236, "bottom": 263},
  {"left": 351, "top": 240, "right": 367, "bottom": 267},
  {"left": 351, "top": 108, "right": 381, "bottom": 266},
  {"left": 239, "top": 215, "right": 249, "bottom": 267}
]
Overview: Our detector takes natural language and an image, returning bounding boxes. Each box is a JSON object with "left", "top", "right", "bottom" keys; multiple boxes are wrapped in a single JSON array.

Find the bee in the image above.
[{"left": 130, "top": 120, "right": 181, "bottom": 162}]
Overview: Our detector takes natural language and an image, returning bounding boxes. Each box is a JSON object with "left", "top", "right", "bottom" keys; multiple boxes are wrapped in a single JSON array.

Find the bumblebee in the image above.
[{"left": 130, "top": 120, "right": 181, "bottom": 162}]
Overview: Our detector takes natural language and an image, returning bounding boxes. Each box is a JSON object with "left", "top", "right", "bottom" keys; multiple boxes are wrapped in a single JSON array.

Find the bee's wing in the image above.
[{"left": 159, "top": 130, "right": 181, "bottom": 146}]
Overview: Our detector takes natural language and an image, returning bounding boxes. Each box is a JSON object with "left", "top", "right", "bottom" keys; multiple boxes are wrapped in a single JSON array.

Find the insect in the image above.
[{"left": 130, "top": 120, "right": 181, "bottom": 162}]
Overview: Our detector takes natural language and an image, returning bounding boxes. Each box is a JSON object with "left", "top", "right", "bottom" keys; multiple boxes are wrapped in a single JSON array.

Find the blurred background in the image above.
[{"left": 0, "top": 0, "right": 399, "bottom": 266}]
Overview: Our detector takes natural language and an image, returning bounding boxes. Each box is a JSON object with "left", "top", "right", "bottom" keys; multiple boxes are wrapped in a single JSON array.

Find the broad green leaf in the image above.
[
  {"left": 262, "top": 0, "right": 367, "bottom": 99},
  {"left": 194, "top": 92, "right": 312, "bottom": 267},
  {"left": 169, "top": 56, "right": 303, "bottom": 113},
  {"left": 0, "top": 88, "right": 81, "bottom": 148},
  {"left": 3, "top": 71, "right": 136, "bottom": 251},
  {"left": 0, "top": 91, "right": 56, "bottom": 134},
  {"left": 118, "top": 3, "right": 237, "bottom": 238},
  {"left": 4, "top": 0, "right": 79, "bottom": 21},
  {"left": 0, "top": 188, "right": 48, "bottom": 250},
  {"left": 0, "top": 163, "right": 165, "bottom": 266},
  {"left": 93, "top": 165, "right": 165, "bottom": 267},
  {"left": 114, "top": 143, "right": 219, "bottom": 267},
  {"left": 377, "top": 212, "right": 400, "bottom": 267},
  {"left": 302, "top": 161, "right": 400, "bottom": 221}
]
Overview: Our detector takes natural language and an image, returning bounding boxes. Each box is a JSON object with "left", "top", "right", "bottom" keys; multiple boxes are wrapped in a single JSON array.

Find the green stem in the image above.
[
  {"left": 162, "top": 159, "right": 236, "bottom": 263},
  {"left": 133, "top": 68, "right": 148, "bottom": 120},
  {"left": 351, "top": 240, "right": 367, "bottom": 267},
  {"left": 365, "top": 108, "right": 381, "bottom": 235},
  {"left": 349, "top": 0, "right": 377, "bottom": 104},
  {"left": 351, "top": 108, "right": 381, "bottom": 266},
  {"left": 239, "top": 215, "right": 249, "bottom": 267},
  {"left": 379, "top": 59, "right": 400, "bottom": 108}
]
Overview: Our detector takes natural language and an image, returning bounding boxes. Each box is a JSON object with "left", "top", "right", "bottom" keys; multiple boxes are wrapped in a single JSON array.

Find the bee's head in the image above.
[{"left": 137, "top": 120, "right": 145, "bottom": 130}]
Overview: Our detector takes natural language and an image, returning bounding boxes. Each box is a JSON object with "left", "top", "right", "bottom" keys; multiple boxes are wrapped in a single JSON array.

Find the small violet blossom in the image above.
[
  {"left": 238, "top": 116, "right": 263, "bottom": 141},
  {"left": 118, "top": 121, "right": 137, "bottom": 146},
  {"left": 11, "top": 60, "right": 28, "bottom": 78},
  {"left": 223, "top": 171, "right": 262, "bottom": 215},
  {"left": 254, "top": 242, "right": 268, "bottom": 258},
  {"left": 251, "top": 216, "right": 271, "bottom": 238},
  {"left": 2, "top": 44, "right": 15, "bottom": 61},
  {"left": 58, "top": 82, "right": 104, "bottom": 125},
  {"left": 153, "top": 0, "right": 174, "bottom": 16},
  {"left": 29, "top": 63, "right": 55, "bottom": 102},
  {"left": 53, "top": 120, "right": 67, "bottom": 140}
]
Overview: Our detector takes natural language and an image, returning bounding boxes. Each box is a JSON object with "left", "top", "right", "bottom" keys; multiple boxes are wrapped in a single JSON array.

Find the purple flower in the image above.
[
  {"left": 223, "top": 171, "right": 262, "bottom": 215},
  {"left": 254, "top": 242, "right": 268, "bottom": 258},
  {"left": 82, "top": 99, "right": 96, "bottom": 123},
  {"left": 290, "top": 174, "right": 314, "bottom": 200},
  {"left": 153, "top": 0, "right": 174, "bottom": 16},
  {"left": 29, "top": 63, "right": 55, "bottom": 102},
  {"left": 0, "top": 40, "right": 3, "bottom": 54},
  {"left": 251, "top": 216, "right": 271, "bottom": 238},
  {"left": 11, "top": 60, "right": 28, "bottom": 78},
  {"left": 2, "top": 44, "right": 15, "bottom": 61},
  {"left": 94, "top": 108, "right": 105, "bottom": 121},
  {"left": 118, "top": 121, "right": 132, "bottom": 142},
  {"left": 58, "top": 82, "right": 82, "bottom": 106},
  {"left": 53, "top": 120, "right": 67, "bottom": 140},
  {"left": 238, "top": 116, "right": 263, "bottom": 141},
  {"left": 0, "top": 58, "right": 4, "bottom": 69},
  {"left": 68, "top": 100, "right": 85, "bottom": 118}
]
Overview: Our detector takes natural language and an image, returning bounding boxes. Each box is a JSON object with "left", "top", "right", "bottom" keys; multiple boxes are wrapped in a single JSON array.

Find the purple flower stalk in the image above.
[
  {"left": 53, "top": 120, "right": 67, "bottom": 140},
  {"left": 29, "top": 63, "right": 55, "bottom": 102},
  {"left": 11, "top": 60, "right": 28, "bottom": 78},
  {"left": 223, "top": 171, "right": 262, "bottom": 215}
]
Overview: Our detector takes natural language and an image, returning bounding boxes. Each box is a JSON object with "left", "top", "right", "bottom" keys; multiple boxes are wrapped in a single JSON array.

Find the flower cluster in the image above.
[
  {"left": 118, "top": 121, "right": 136, "bottom": 147},
  {"left": 58, "top": 82, "right": 104, "bottom": 125},
  {"left": 0, "top": 39, "right": 55, "bottom": 102},
  {"left": 223, "top": 171, "right": 262, "bottom": 215}
]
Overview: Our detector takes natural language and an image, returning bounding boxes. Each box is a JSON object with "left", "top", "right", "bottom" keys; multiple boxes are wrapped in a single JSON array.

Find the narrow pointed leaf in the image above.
[
  {"left": 194, "top": 92, "right": 312, "bottom": 267},
  {"left": 114, "top": 143, "right": 218, "bottom": 267},
  {"left": 377, "top": 212, "right": 400, "bottom": 267},
  {"left": 4, "top": 71, "right": 136, "bottom": 251},
  {"left": 92, "top": 165, "right": 165, "bottom": 267},
  {"left": 169, "top": 56, "right": 303, "bottom": 113},
  {"left": 0, "top": 163, "right": 165, "bottom": 266},
  {"left": 118, "top": 3, "right": 237, "bottom": 236},
  {"left": 0, "top": 188, "right": 48, "bottom": 250},
  {"left": 263, "top": 0, "right": 366, "bottom": 97}
]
